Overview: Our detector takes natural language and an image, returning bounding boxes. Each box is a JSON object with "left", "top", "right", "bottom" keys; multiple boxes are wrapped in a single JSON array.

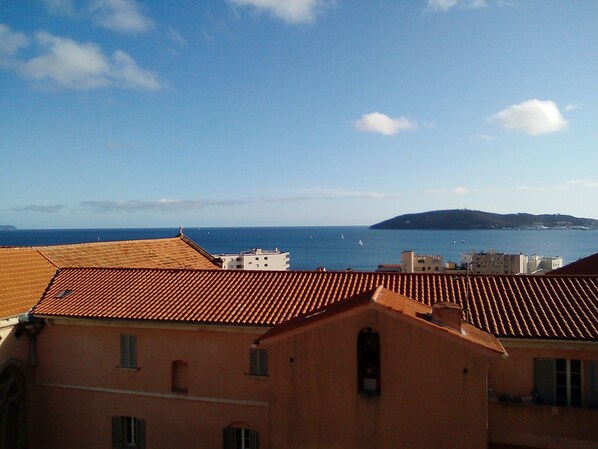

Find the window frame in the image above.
[
  {"left": 120, "top": 334, "right": 137, "bottom": 369},
  {"left": 249, "top": 348, "right": 268, "bottom": 376},
  {"left": 357, "top": 328, "right": 381, "bottom": 396},
  {"left": 534, "top": 358, "right": 583, "bottom": 407},
  {"left": 223, "top": 427, "right": 258, "bottom": 449},
  {"left": 112, "top": 416, "right": 145, "bottom": 449}
]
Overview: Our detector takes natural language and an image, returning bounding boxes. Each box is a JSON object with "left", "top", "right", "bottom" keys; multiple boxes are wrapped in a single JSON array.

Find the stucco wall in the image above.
[
  {"left": 30, "top": 321, "right": 269, "bottom": 449},
  {"left": 262, "top": 307, "right": 491, "bottom": 449},
  {"left": 487, "top": 342, "right": 598, "bottom": 448}
]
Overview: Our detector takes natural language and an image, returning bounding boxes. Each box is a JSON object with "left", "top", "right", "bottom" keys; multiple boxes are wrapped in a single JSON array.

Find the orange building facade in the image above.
[{"left": 25, "top": 280, "right": 504, "bottom": 449}]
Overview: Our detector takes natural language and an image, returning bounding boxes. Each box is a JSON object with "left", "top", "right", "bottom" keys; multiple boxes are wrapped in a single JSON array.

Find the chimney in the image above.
[{"left": 431, "top": 302, "right": 462, "bottom": 332}]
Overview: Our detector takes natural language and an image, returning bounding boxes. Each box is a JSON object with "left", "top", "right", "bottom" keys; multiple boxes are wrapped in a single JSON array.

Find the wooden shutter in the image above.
[
  {"left": 135, "top": 418, "right": 145, "bottom": 449},
  {"left": 223, "top": 427, "right": 234, "bottom": 449},
  {"left": 589, "top": 360, "right": 598, "bottom": 408},
  {"left": 249, "top": 429, "right": 258, "bottom": 449},
  {"left": 250, "top": 349, "right": 268, "bottom": 376},
  {"left": 129, "top": 335, "right": 137, "bottom": 368},
  {"left": 120, "top": 335, "right": 127, "bottom": 367},
  {"left": 534, "top": 359, "right": 556, "bottom": 405},
  {"left": 259, "top": 350, "right": 268, "bottom": 376},
  {"left": 112, "top": 416, "right": 122, "bottom": 449}
]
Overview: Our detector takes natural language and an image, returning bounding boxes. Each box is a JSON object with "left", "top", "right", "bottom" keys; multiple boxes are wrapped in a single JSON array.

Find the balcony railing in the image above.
[{"left": 488, "top": 400, "right": 598, "bottom": 448}]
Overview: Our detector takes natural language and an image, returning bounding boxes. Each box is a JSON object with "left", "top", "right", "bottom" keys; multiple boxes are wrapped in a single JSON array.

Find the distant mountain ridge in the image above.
[{"left": 370, "top": 210, "right": 598, "bottom": 230}]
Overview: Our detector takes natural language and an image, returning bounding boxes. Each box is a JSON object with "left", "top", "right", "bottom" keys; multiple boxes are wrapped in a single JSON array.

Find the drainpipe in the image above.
[{"left": 17, "top": 313, "right": 44, "bottom": 366}]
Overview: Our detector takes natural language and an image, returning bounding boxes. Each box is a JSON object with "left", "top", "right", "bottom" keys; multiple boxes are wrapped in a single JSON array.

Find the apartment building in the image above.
[
  {"left": 218, "top": 248, "right": 290, "bottom": 270},
  {"left": 400, "top": 250, "right": 443, "bottom": 273},
  {"left": 465, "top": 250, "right": 563, "bottom": 275}
]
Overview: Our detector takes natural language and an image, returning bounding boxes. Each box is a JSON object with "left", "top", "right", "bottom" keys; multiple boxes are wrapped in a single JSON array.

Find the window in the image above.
[
  {"left": 223, "top": 427, "right": 258, "bottom": 449},
  {"left": 112, "top": 416, "right": 144, "bottom": 448},
  {"left": 171, "top": 360, "right": 188, "bottom": 393},
  {"left": 0, "top": 365, "right": 26, "bottom": 448},
  {"left": 120, "top": 334, "right": 137, "bottom": 368},
  {"left": 249, "top": 348, "right": 268, "bottom": 376},
  {"left": 534, "top": 358, "right": 582, "bottom": 407},
  {"left": 357, "top": 329, "right": 380, "bottom": 395}
]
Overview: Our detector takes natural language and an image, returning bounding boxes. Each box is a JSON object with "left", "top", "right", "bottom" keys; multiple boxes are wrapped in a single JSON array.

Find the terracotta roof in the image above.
[
  {"left": 35, "top": 235, "right": 219, "bottom": 269},
  {"left": 0, "top": 235, "right": 219, "bottom": 318},
  {"left": 0, "top": 248, "right": 57, "bottom": 318},
  {"left": 550, "top": 252, "right": 598, "bottom": 275},
  {"left": 256, "top": 286, "right": 506, "bottom": 355},
  {"left": 33, "top": 268, "right": 598, "bottom": 341}
]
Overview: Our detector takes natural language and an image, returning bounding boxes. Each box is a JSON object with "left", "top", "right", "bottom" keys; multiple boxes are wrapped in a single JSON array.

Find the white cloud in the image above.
[
  {"left": 42, "top": 0, "right": 77, "bottom": 16},
  {"left": 89, "top": 0, "right": 154, "bottom": 34},
  {"left": 226, "top": 0, "right": 326, "bottom": 24},
  {"left": 0, "top": 24, "right": 29, "bottom": 63},
  {"left": 11, "top": 31, "right": 163, "bottom": 90},
  {"left": 11, "top": 204, "right": 66, "bottom": 213},
  {"left": 564, "top": 103, "right": 581, "bottom": 111},
  {"left": 167, "top": 28, "right": 187, "bottom": 47},
  {"left": 352, "top": 112, "right": 416, "bottom": 136},
  {"left": 426, "top": 0, "right": 487, "bottom": 11},
  {"left": 476, "top": 134, "right": 497, "bottom": 141},
  {"left": 307, "top": 187, "right": 403, "bottom": 199},
  {"left": 489, "top": 99, "right": 568, "bottom": 136},
  {"left": 427, "top": 187, "right": 470, "bottom": 195},
  {"left": 564, "top": 179, "right": 598, "bottom": 188}
]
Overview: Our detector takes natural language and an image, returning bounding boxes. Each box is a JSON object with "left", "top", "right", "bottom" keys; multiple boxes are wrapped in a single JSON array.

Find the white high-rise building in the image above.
[
  {"left": 464, "top": 250, "right": 563, "bottom": 275},
  {"left": 217, "top": 248, "right": 290, "bottom": 271}
]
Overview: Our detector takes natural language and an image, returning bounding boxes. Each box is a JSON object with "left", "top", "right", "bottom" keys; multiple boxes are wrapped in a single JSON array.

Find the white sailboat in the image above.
[{"left": 358, "top": 239, "right": 363, "bottom": 246}]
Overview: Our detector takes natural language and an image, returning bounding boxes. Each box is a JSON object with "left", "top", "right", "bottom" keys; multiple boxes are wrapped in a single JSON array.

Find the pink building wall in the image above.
[
  {"left": 488, "top": 343, "right": 598, "bottom": 448},
  {"left": 262, "top": 307, "right": 493, "bottom": 449},
  {"left": 30, "top": 321, "right": 269, "bottom": 449}
]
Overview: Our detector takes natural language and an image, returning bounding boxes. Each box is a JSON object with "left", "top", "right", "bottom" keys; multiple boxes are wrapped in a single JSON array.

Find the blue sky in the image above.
[{"left": 1, "top": 0, "right": 597, "bottom": 228}]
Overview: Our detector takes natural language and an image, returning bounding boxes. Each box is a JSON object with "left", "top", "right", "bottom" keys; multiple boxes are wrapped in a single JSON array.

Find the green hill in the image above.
[{"left": 370, "top": 209, "right": 598, "bottom": 230}]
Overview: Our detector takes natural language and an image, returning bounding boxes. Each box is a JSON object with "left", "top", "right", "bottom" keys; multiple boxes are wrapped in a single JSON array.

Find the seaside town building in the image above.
[
  {"left": 399, "top": 250, "right": 443, "bottom": 273},
  {"left": 217, "top": 248, "right": 290, "bottom": 270},
  {"left": 464, "top": 250, "right": 563, "bottom": 275},
  {"left": 0, "top": 234, "right": 596, "bottom": 449},
  {"left": 378, "top": 250, "right": 563, "bottom": 275}
]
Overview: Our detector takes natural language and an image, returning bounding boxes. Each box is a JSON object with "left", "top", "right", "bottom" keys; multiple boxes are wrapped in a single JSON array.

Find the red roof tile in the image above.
[
  {"left": 256, "top": 286, "right": 506, "bottom": 355},
  {"left": 0, "top": 235, "right": 219, "bottom": 318},
  {"left": 0, "top": 248, "right": 57, "bottom": 318},
  {"left": 33, "top": 268, "right": 598, "bottom": 340}
]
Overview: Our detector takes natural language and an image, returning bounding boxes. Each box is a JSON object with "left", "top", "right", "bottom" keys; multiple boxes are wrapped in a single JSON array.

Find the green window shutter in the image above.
[
  {"left": 120, "top": 335, "right": 127, "bottom": 366},
  {"left": 250, "top": 349, "right": 258, "bottom": 374},
  {"left": 112, "top": 416, "right": 122, "bottom": 449},
  {"left": 249, "top": 430, "right": 258, "bottom": 449},
  {"left": 259, "top": 351, "right": 268, "bottom": 376},
  {"left": 130, "top": 335, "right": 137, "bottom": 367},
  {"left": 534, "top": 359, "right": 556, "bottom": 405},
  {"left": 136, "top": 418, "right": 145, "bottom": 449},
  {"left": 223, "top": 428, "right": 234, "bottom": 449},
  {"left": 589, "top": 361, "right": 598, "bottom": 408}
]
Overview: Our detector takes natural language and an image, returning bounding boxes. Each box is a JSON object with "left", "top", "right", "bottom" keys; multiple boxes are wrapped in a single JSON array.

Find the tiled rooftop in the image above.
[
  {"left": 257, "top": 286, "right": 506, "bottom": 355},
  {"left": 0, "top": 248, "right": 58, "bottom": 318},
  {"left": 33, "top": 268, "right": 598, "bottom": 340},
  {"left": 0, "top": 235, "right": 219, "bottom": 318},
  {"left": 36, "top": 235, "right": 219, "bottom": 270}
]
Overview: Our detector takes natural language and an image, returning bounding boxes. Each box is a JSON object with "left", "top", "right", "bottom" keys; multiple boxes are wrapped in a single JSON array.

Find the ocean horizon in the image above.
[{"left": 2, "top": 226, "right": 597, "bottom": 272}]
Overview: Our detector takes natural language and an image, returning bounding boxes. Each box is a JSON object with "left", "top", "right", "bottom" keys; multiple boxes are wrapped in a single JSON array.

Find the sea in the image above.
[{"left": 2, "top": 227, "right": 598, "bottom": 271}]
